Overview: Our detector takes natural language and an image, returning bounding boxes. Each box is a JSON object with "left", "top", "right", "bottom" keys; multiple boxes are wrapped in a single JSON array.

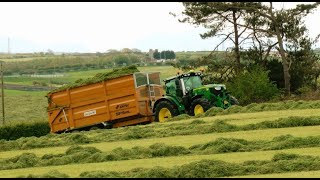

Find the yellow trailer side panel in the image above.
[{"left": 48, "top": 74, "right": 164, "bottom": 133}]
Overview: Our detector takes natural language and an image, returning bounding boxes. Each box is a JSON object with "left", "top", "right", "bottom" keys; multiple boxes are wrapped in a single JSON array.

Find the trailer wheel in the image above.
[
  {"left": 189, "top": 98, "right": 212, "bottom": 116},
  {"left": 154, "top": 101, "right": 179, "bottom": 122}
]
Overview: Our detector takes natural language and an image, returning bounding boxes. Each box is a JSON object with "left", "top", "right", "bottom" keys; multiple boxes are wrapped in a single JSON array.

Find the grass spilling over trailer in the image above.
[{"left": 47, "top": 65, "right": 139, "bottom": 94}]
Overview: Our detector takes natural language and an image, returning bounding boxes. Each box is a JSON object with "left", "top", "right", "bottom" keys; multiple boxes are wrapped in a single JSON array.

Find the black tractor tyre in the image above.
[
  {"left": 154, "top": 101, "right": 180, "bottom": 122},
  {"left": 189, "top": 98, "right": 212, "bottom": 116},
  {"left": 230, "top": 95, "right": 239, "bottom": 105}
]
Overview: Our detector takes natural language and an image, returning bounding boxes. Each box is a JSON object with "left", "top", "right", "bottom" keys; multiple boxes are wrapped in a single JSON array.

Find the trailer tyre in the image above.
[
  {"left": 154, "top": 101, "right": 179, "bottom": 122},
  {"left": 189, "top": 98, "right": 212, "bottom": 116}
]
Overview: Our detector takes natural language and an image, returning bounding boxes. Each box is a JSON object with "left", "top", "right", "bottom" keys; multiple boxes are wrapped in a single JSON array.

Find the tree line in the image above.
[
  {"left": 153, "top": 50, "right": 176, "bottom": 60},
  {"left": 171, "top": 2, "right": 320, "bottom": 99}
]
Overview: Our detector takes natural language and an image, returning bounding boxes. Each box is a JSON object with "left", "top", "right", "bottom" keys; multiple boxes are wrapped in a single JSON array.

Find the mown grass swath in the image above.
[
  {"left": 1, "top": 134, "right": 320, "bottom": 171},
  {"left": 17, "top": 153, "right": 320, "bottom": 178},
  {"left": 0, "top": 115, "right": 320, "bottom": 152}
]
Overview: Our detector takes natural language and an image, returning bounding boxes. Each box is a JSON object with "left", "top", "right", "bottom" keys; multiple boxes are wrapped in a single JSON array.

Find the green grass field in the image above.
[
  {"left": 1, "top": 62, "right": 320, "bottom": 177},
  {"left": 0, "top": 90, "right": 47, "bottom": 124},
  {"left": 1, "top": 56, "right": 51, "bottom": 62},
  {"left": 0, "top": 106, "right": 320, "bottom": 177}
]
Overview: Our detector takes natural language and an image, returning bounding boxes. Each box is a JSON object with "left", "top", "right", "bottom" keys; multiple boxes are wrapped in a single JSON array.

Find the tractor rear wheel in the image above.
[
  {"left": 189, "top": 98, "right": 212, "bottom": 116},
  {"left": 154, "top": 101, "right": 179, "bottom": 122}
]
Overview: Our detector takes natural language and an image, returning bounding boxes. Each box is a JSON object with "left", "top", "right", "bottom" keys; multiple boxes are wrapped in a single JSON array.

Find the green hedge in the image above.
[{"left": 0, "top": 121, "right": 50, "bottom": 140}]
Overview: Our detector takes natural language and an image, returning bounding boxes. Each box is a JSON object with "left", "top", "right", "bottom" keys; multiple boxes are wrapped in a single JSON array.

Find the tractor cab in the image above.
[{"left": 164, "top": 70, "right": 203, "bottom": 96}]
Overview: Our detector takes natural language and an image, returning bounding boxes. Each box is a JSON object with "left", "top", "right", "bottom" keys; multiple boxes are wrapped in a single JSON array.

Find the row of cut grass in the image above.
[
  {"left": 3, "top": 134, "right": 320, "bottom": 170},
  {"left": 1, "top": 147, "right": 320, "bottom": 178},
  {"left": 165, "top": 108, "right": 320, "bottom": 126},
  {"left": 1, "top": 115, "right": 320, "bottom": 152},
  {"left": 232, "top": 170, "right": 320, "bottom": 178},
  {"left": 1, "top": 125, "right": 320, "bottom": 159}
]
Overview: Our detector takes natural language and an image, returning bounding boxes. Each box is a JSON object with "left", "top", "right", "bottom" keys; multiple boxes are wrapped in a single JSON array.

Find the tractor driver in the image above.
[{"left": 184, "top": 76, "right": 202, "bottom": 93}]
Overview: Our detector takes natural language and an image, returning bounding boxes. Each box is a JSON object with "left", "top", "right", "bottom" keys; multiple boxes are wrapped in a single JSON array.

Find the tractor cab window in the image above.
[
  {"left": 183, "top": 76, "right": 202, "bottom": 91},
  {"left": 165, "top": 80, "right": 176, "bottom": 95}
]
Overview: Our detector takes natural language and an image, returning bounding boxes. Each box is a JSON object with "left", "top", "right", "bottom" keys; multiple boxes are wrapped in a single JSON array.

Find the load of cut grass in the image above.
[{"left": 48, "top": 65, "right": 139, "bottom": 94}]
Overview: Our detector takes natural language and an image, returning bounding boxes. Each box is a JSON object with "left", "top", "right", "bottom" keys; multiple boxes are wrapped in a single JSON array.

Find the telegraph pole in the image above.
[{"left": 0, "top": 61, "right": 5, "bottom": 125}]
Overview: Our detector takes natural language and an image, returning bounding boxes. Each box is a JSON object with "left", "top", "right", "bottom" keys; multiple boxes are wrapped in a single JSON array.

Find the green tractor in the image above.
[{"left": 153, "top": 70, "right": 238, "bottom": 122}]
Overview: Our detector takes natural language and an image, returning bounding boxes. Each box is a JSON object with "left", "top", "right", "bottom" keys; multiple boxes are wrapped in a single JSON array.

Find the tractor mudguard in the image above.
[{"left": 153, "top": 96, "right": 185, "bottom": 113}]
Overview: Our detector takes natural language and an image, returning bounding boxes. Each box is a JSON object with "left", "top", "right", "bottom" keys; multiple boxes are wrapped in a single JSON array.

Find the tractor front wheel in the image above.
[
  {"left": 154, "top": 101, "right": 179, "bottom": 122},
  {"left": 189, "top": 98, "right": 212, "bottom": 116}
]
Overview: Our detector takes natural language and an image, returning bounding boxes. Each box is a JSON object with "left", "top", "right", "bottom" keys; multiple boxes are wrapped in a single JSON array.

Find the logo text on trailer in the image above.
[
  {"left": 116, "top": 103, "right": 129, "bottom": 109},
  {"left": 84, "top": 110, "right": 96, "bottom": 117}
]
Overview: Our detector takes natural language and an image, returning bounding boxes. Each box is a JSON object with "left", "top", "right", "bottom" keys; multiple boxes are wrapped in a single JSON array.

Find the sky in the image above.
[{"left": 0, "top": 2, "right": 318, "bottom": 53}]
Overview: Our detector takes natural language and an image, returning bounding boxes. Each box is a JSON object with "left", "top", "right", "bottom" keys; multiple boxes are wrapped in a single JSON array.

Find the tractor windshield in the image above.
[{"left": 183, "top": 75, "right": 202, "bottom": 90}]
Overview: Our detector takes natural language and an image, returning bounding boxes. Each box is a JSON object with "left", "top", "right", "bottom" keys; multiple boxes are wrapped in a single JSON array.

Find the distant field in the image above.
[
  {"left": 4, "top": 89, "right": 46, "bottom": 97},
  {"left": 0, "top": 57, "right": 51, "bottom": 62},
  {"left": 3, "top": 66, "right": 180, "bottom": 86},
  {"left": 0, "top": 89, "right": 48, "bottom": 124}
]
